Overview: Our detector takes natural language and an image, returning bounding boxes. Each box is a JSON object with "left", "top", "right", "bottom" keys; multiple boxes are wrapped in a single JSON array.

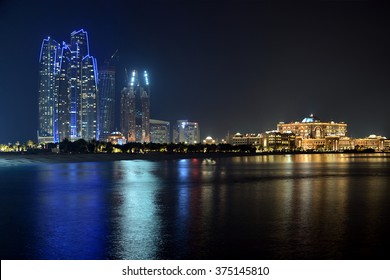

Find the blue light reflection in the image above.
[{"left": 33, "top": 162, "right": 108, "bottom": 259}]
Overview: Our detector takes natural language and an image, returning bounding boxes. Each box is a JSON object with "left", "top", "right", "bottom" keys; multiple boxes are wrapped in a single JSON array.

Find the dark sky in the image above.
[{"left": 0, "top": 0, "right": 389, "bottom": 143}]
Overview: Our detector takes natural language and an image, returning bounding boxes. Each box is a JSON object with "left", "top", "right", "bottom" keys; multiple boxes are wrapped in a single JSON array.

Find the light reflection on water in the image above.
[
  {"left": 108, "top": 160, "right": 161, "bottom": 259},
  {"left": 0, "top": 154, "right": 389, "bottom": 259},
  {"left": 33, "top": 163, "right": 108, "bottom": 259}
]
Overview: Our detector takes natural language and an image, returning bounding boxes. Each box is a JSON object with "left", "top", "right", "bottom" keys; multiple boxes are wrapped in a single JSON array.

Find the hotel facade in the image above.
[
  {"left": 277, "top": 114, "right": 348, "bottom": 150},
  {"left": 229, "top": 114, "right": 388, "bottom": 152}
]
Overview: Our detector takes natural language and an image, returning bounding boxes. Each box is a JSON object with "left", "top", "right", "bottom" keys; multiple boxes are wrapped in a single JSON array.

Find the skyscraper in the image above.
[
  {"left": 38, "top": 37, "right": 61, "bottom": 143},
  {"left": 120, "top": 70, "right": 150, "bottom": 143},
  {"left": 67, "top": 29, "right": 98, "bottom": 141},
  {"left": 97, "top": 62, "right": 116, "bottom": 141},
  {"left": 56, "top": 43, "right": 70, "bottom": 142},
  {"left": 38, "top": 29, "right": 99, "bottom": 143}
]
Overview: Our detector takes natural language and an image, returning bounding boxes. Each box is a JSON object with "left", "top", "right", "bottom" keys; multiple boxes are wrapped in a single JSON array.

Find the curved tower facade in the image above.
[
  {"left": 38, "top": 37, "right": 61, "bottom": 143},
  {"left": 38, "top": 29, "right": 99, "bottom": 143}
]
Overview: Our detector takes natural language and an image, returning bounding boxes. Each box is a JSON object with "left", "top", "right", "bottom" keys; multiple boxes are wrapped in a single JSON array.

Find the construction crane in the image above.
[
  {"left": 104, "top": 49, "right": 119, "bottom": 65},
  {"left": 110, "top": 49, "right": 118, "bottom": 61}
]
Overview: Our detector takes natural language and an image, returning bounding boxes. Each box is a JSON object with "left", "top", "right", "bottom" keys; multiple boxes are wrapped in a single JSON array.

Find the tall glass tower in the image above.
[
  {"left": 67, "top": 29, "right": 98, "bottom": 141},
  {"left": 38, "top": 37, "right": 61, "bottom": 143},
  {"left": 120, "top": 70, "right": 150, "bottom": 143},
  {"left": 39, "top": 29, "right": 99, "bottom": 143},
  {"left": 98, "top": 62, "right": 116, "bottom": 141},
  {"left": 140, "top": 71, "right": 150, "bottom": 143},
  {"left": 57, "top": 43, "right": 71, "bottom": 141}
]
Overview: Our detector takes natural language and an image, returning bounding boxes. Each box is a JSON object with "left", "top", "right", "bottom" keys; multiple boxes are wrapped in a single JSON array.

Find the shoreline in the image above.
[{"left": 1, "top": 151, "right": 390, "bottom": 164}]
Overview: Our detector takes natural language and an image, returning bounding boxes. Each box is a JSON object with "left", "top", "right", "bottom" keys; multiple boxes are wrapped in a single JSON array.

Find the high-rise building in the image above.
[
  {"left": 57, "top": 43, "right": 71, "bottom": 142},
  {"left": 38, "top": 37, "right": 61, "bottom": 143},
  {"left": 120, "top": 70, "right": 150, "bottom": 143},
  {"left": 38, "top": 29, "right": 99, "bottom": 143},
  {"left": 150, "top": 119, "right": 170, "bottom": 143},
  {"left": 98, "top": 62, "right": 116, "bottom": 141},
  {"left": 68, "top": 29, "right": 98, "bottom": 141},
  {"left": 174, "top": 120, "right": 200, "bottom": 144}
]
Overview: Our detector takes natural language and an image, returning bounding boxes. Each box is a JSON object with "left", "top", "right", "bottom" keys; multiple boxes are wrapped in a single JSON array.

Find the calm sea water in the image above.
[{"left": 1, "top": 154, "right": 389, "bottom": 260}]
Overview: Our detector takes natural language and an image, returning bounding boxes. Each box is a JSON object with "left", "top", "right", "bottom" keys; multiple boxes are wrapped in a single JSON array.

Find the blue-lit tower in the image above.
[
  {"left": 57, "top": 43, "right": 71, "bottom": 141},
  {"left": 68, "top": 29, "right": 98, "bottom": 141},
  {"left": 39, "top": 29, "right": 99, "bottom": 142},
  {"left": 38, "top": 37, "right": 61, "bottom": 143},
  {"left": 57, "top": 29, "right": 98, "bottom": 141},
  {"left": 97, "top": 59, "right": 116, "bottom": 141}
]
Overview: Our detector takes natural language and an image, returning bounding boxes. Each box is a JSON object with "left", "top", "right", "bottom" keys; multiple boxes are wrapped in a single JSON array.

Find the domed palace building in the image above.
[{"left": 277, "top": 114, "right": 349, "bottom": 151}]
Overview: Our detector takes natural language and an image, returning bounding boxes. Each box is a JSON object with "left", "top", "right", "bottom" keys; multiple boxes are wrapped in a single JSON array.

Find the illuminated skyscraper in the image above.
[
  {"left": 67, "top": 29, "right": 98, "bottom": 141},
  {"left": 57, "top": 43, "right": 71, "bottom": 141},
  {"left": 97, "top": 62, "right": 116, "bottom": 141},
  {"left": 38, "top": 29, "right": 99, "bottom": 143},
  {"left": 120, "top": 70, "right": 150, "bottom": 143},
  {"left": 38, "top": 37, "right": 61, "bottom": 143},
  {"left": 120, "top": 70, "right": 136, "bottom": 142}
]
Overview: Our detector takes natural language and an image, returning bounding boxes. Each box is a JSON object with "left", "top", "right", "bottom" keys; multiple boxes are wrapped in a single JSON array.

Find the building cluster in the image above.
[
  {"left": 229, "top": 114, "right": 390, "bottom": 152},
  {"left": 38, "top": 29, "right": 99, "bottom": 143},
  {"left": 38, "top": 29, "right": 200, "bottom": 145},
  {"left": 107, "top": 120, "right": 200, "bottom": 145}
]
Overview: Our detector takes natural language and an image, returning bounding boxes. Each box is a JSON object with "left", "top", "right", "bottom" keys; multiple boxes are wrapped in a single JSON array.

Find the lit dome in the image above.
[
  {"left": 302, "top": 114, "right": 320, "bottom": 123},
  {"left": 110, "top": 131, "right": 124, "bottom": 136}
]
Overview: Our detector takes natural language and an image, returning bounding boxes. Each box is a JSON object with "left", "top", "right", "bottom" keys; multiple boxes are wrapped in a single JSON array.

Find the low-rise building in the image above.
[
  {"left": 227, "top": 114, "right": 388, "bottom": 152},
  {"left": 108, "top": 131, "right": 126, "bottom": 145},
  {"left": 203, "top": 136, "right": 216, "bottom": 144},
  {"left": 277, "top": 114, "right": 347, "bottom": 140},
  {"left": 229, "top": 131, "right": 295, "bottom": 151},
  {"left": 353, "top": 135, "right": 386, "bottom": 151},
  {"left": 229, "top": 133, "right": 261, "bottom": 146}
]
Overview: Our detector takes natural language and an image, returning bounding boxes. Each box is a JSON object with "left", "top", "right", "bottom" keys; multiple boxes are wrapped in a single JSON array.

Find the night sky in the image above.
[{"left": 0, "top": 0, "right": 389, "bottom": 143}]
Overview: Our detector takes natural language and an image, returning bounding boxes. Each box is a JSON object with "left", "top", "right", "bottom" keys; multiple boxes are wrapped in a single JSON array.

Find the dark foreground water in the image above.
[{"left": 1, "top": 154, "right": 390, "bottom": 260}]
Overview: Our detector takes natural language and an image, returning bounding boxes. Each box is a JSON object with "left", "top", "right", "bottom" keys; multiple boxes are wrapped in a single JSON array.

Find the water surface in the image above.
[{"left": 1, "top": 154, "right": 389, "bottom": 259}]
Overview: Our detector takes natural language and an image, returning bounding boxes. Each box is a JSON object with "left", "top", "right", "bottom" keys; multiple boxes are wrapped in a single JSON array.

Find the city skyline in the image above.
[{"left": 1, "top": 1, "right": 390, "bottom": 143}]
